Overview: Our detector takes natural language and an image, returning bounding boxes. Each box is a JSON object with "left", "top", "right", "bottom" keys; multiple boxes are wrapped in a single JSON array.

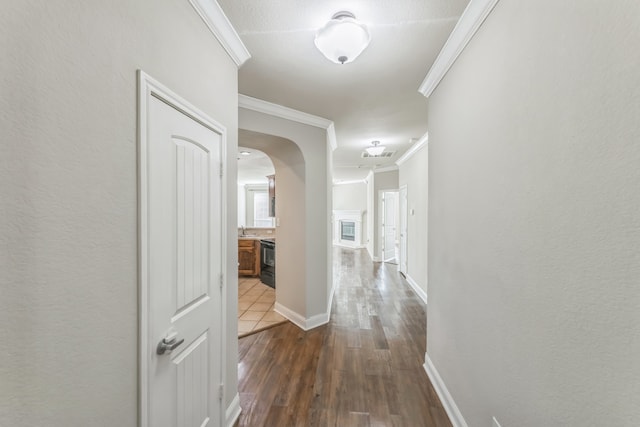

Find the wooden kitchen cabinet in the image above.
[{"left": 238, "top": 239, "right": 260, "bottom": 276}]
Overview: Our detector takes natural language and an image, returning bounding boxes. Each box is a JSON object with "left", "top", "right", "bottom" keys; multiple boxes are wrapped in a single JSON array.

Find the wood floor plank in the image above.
[{"left": 236, "top": 247, "right": 452, "bottom": 427}]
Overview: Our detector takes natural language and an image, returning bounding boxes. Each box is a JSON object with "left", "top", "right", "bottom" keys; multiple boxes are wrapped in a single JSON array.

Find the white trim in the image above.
[
  {"left": 396, "top": 132, "right": 429, "bottom": 166},
  {"left": 306, "top": 312, "right": 330, "bottom": 330},
  {"left": 418, "top": 0, "right": 500, "bottom": 97},
  {"left": 327, "top": 122, "right": 338, "bottom": 151},
  {"left": 138, "top": 70, "right": 228, "bottom": 427},
  {"left": 398, "top": 184, "right": 408, "bottom": 275},
  {"left": 187, "top": 0, "right": 251, "bottom": 67},
  {"left": 274, "top": 302, "right": 330, "bottom": 331},
  {"left": 239, "top": 94, "right": 334, "bottom": 131},
  {"left": 423, "top": 354, "right": 469, "bottom": 427},
  {"left": 405, "top": 274, "right": 427, "bottom": 305},
  {"left": 333, "top": 179, "right": 367, "bottom": 186},
  {"left": 327, "top": 280, "right": 336, "bottom": 318},
  {"left": 373, "top": 165, "right": 399, "bottom": 174},
  {"left": 225, "top": 393, "right": 241, "bottom": 427},
  {"left": 372, "top": 256, "right": 382, "bottom": 262},
  {"left": 274, "top": 302, "right": 307, "bottom": 330}
]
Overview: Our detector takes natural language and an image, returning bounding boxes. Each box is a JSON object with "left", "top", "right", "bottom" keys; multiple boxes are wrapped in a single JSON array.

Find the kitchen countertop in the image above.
[{"left": 238, "top": 235, "right": 275, "bottom": 240}]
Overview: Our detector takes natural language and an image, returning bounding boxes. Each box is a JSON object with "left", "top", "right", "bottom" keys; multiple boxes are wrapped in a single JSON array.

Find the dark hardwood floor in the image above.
[{"left": 235, "top": 247, "right": 452, "bottom": 427}]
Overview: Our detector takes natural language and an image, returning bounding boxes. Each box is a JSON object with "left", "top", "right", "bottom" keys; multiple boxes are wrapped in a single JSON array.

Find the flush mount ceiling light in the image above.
[
  {"left": 365, "top": 140, "right": 385, "bottom": 156},
  {"left": 239, "top": 150, "right": 251, "bottom": 156},
  {"left": 314, "top": 11, "right": 371, "bottom": 65}
]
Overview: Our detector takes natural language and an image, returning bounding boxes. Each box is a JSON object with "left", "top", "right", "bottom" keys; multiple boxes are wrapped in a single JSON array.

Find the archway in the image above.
[
  {"left": 239, "top": 105, "right": 333, "bottom": 329},
  {"left": 239, "top": 130, "right": 307, "bottom": 320}
]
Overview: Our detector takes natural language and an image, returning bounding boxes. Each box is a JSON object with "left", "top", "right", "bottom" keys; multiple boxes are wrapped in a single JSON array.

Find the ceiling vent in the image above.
[{"left": 361, "top": 151, "right": 394, "bottom": 158}]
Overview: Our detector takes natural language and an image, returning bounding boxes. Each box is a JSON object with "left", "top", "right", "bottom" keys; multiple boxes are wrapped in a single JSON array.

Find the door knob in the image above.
[{"left": 157, "top": 333, "right": 185, "bottom": 355}]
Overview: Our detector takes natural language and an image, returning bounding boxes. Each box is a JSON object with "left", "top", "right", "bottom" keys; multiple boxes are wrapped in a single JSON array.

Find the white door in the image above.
[
  {"left": 141, "top": 75, "right": 224, "bottom": 427},
  {"left": 383, "top": 191, "right": 398, "bottom": 263},
  {"left": 399, "top": 185, "right": 408, "bottom": 275}
]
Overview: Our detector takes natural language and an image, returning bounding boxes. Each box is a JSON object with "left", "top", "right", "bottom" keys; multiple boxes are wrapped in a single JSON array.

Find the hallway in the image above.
[{"left": 235, "top": 247, "right": 451, "bottom": 426}]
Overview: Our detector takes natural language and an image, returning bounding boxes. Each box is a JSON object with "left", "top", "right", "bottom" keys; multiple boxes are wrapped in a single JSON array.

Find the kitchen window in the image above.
[{"left": 245, "top": 185, "right": 275, "bottom": 227}]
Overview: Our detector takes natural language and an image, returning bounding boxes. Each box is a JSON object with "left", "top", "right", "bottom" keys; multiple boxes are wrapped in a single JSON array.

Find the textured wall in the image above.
[
  {"left": 398, "top": 145, "right": 429, "bottom": 296},
  {"left": 427, "top": 1, "right": 640, "bottom": 426},
  {"left": 0, "top": 1, "right": 238, "bottom": 425}
]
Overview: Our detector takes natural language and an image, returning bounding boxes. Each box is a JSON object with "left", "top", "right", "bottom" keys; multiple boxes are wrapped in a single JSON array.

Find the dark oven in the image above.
[{"left": 260, "top": 239, "right": 275, "bottom": 288}]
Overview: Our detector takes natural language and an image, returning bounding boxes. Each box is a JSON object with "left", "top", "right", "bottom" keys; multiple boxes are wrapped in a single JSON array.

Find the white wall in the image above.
[
  {"left": 372, "top": 170, "right": 399, "bottom": 260},
  {"left": 237, "top": 184, "right": 246, "bottom": 227},
  {"left": 398, "top": 144, "right": 428, "bottom": 297},
  {"left": 0, "top": 1, "right": 239, "bottom": 425},
  {"left": 333, "top": 182, "right": 367, "bottom": 211},
  {"left": 427, "top": 1, "right": 640, "bottom": 426}
]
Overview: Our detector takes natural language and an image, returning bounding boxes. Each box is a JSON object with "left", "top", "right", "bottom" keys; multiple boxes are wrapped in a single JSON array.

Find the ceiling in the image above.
[
  {"left": 237, "top": 147, "right": 275, "bottom": 185},
  {"left": 218, "top": 0, "right": 470, "bottom": 181}
]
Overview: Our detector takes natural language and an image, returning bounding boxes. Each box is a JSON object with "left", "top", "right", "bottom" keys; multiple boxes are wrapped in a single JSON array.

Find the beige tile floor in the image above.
[{"left": 238, "top": 278, "right": 287, "bottom": 337}]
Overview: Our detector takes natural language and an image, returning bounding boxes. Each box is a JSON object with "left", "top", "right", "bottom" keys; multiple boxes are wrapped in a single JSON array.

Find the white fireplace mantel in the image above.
[{"left": 333, "top": 210, "right": 365, "bottom": 248}]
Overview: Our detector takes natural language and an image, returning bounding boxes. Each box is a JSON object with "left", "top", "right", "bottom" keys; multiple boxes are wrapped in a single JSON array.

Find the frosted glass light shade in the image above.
[
  {"left": 314, "top": 13, "right": 370, "bottom": 64},
  {"left": 365, "top": 145, "right": 385, "bottom": 156}
]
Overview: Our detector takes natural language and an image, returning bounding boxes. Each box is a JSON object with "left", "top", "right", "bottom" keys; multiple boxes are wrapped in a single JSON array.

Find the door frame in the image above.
[
  {"left": 399, "top": 185, "right": 408, "bottom": 275},
  {"left": 138, "top": 70, "right": 228, "bottom": 427},
  {"left": 379, "top": 189, "right": 399, "bottom": 263}
]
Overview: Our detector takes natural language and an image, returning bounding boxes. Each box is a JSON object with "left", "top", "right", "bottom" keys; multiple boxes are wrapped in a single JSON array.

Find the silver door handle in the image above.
[{"left": 157, "top": 336, "right": 185, "bottom": 355}]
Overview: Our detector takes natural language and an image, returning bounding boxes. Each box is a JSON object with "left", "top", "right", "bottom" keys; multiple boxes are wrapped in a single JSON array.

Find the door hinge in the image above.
[
  {"left": 218, "top": 383, "right": 224, "bottom": 401},
  {"left": 220, "top": 162, "right": 223, "bottom": 177},
  {"left": 219, "top": 273, "right": 224, "bottom": 290}
]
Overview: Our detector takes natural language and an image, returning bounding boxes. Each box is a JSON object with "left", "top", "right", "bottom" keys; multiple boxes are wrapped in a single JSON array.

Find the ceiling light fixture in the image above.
[
  {"left": 239, "top": 150, "right": 251, "bottom": 156},
  {"left": 365, "top": 140, "right": 385, "bottom": 156},
  {"left": 314, "top": 11, "right": 371, "bottom": 65}
]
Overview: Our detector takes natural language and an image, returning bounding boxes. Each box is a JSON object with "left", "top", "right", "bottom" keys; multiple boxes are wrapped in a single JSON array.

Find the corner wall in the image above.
[
  {"left": 0, "top": 1, "right": 239, "bottom": 425},
  {"left": 427, "top": 1, "right": 640, "bottom": 426},
  {"left": 398, "top": 145, "right": 429, "bottom": 298}
]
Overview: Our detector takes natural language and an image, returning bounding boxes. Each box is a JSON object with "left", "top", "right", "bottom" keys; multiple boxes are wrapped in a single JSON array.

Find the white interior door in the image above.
[
  {"left": 140, "top": 74, "right": 224, "bottom": 427},
  {"left": 383, "top": 191, "right": 399, "bottom": 262},
  {"left": 399, "top": 185, "right": 408, "bottom": 274}
]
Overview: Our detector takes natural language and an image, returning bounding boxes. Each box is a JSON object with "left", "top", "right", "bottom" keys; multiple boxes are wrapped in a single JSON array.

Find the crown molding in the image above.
[
  {"left": 188, "top": 0, "right": 251, "bottom": 67},
  {"left": 418, "top": 0, "right": 500, "bottom": 97},
  {"left": 239, "top": 94, "right": 333, "bottom": 129},
  {"left": 396, "top": 132, "right": 429, "bottom": 166},
  {"left": 373, "top": 165, "right": 399, "bottom": 174}
]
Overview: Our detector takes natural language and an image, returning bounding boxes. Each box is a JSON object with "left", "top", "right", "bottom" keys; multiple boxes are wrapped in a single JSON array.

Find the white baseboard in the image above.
[
  {"left": 306, "top": 311, "right": 330, "bottom": 330},
  {"left": 405, "top": 274, "right": 428, "bottom": 305},
  {"left": 225, "top": 393, "right": 241, "bottom": 427},
  {"left": 274, "top": 302, "right": 306, "bottom": 330},
  {"left": 372, "top": 256, "right": 381, "bottom": 262},
  {"left": 333, "top": 242, "right": 366, "bottom": 249},
  {"left": 423, "top": 354, "right": 468, "bottom": 427},
  {"left": 274, "top": 302, "right": 330, "bottom": 331},
  {"left": 327, "top": 280, "right": 336, "bottom": 316}
]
